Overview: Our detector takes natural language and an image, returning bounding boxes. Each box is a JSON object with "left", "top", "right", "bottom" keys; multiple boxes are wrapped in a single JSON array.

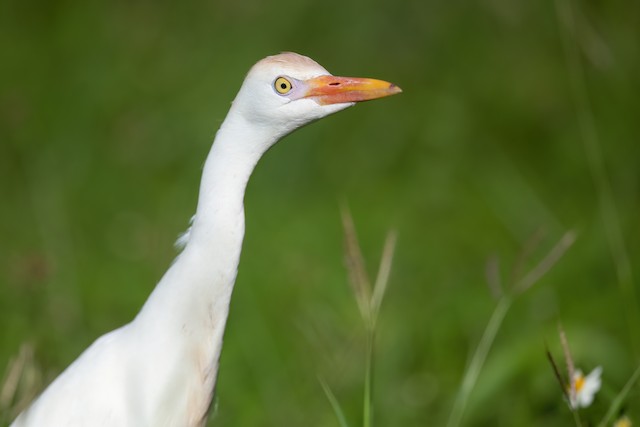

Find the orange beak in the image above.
[{"left": 303, "top": 75, "right": 402, "bottom": 105}]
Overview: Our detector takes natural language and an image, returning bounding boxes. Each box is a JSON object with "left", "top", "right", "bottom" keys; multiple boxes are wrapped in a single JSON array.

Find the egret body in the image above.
[{"left": 12, "top": 52, "right": 400, "bottom": 427}]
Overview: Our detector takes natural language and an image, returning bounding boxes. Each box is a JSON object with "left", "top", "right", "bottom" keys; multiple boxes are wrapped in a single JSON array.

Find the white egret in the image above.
[{"left": 12, "top": 52, "right": 401, "bottom": 427}]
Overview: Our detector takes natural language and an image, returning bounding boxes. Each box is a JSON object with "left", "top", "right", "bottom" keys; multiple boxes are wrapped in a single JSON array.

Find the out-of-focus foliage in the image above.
[{"left": 1, "top": 0, "right": 638, "bottom": 425}]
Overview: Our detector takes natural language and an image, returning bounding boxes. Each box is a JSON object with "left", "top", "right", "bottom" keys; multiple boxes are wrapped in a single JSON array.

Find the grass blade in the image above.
[
  {"left": 554, "top": 0, "right": 640, "bottom": 356},
  {"left": 371, "top": 230, "right": 397, "bottom": 326},
  {"left": 341, "top": 204, "right": 372, "bottom": 324},
  {"left": 319, "top": 376, "right": 351, "bottom": 427},
  {"left": 446, "top": 295, "right": 512, "bottom": 427},
  {"left": 597, "top": 364, "right": 640, "bottom": 427}
]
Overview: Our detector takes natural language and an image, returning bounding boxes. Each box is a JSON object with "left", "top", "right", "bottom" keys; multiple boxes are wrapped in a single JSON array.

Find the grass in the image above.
[
  {"left": 447, "top": 230, "right": 576, "bottom": 427},
  {"left": 318, "top": 206, "right": 396, "bottom": 427},
  {"left": 554, "top": 0, "right": 640, "bottom": 359},
  {"left": 598, "top": 364, "right": 640, "bottom": 427},
  {"left": 0, "top": 343, "right": 44, "bottom": 425}
]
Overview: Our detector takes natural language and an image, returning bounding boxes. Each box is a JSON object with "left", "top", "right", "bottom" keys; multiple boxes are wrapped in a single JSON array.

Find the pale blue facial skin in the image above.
[{"left": 272, "top": 75, "right": 308, "bottom": 100}]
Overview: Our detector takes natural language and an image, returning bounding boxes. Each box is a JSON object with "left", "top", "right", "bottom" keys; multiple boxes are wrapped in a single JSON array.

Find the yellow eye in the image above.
[{"left": 274, "top": 77, "right": 292, "bottom": 94}]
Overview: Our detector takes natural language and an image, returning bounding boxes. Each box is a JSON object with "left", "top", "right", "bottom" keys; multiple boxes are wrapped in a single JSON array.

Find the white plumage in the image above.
[{"left": 12, "top": 52, "right": 400, "bottom": 427}]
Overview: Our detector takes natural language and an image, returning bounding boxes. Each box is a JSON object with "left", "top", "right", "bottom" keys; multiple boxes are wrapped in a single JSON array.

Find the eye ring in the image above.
[{"left": 274, "top": 77, "right": 293, "bottom": 95}]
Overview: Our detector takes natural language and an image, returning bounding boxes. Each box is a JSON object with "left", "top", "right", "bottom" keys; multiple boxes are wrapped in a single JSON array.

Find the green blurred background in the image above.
[{"left": 1, "top": 0, "right": 639, "bottom": 425}]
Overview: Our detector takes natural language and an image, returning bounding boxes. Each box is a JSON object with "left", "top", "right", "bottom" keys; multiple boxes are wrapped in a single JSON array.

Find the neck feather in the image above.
[{"left": 132, "top": 109, "right": 274, "bottom": 366}]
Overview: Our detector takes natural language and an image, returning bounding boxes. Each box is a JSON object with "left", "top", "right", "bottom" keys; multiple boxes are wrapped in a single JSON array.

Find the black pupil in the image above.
[{"left": 280, "top": 82, "right": 287, "bottom": 89}]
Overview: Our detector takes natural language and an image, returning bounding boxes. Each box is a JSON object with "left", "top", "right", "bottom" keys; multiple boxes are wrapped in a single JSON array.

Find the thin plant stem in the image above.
[
  {"left": 572, "top": 408, "right": 584, "bottom": 427},
  {"left": 597, "top": 364, "right": 640, "bottom": 427},
  {"left": 319, "top": 377, "right": 351, "bottom": 427},
  {"left": 446, "top": 295, "right": 513, "bottom": 427},
  {"left": 546, "top": 346, "right": 568, "bottom": 400},
  {"left": 558, "top": 325, "right": 584, "bottom": 426},
  {"left": 447, "top": 230, "right": 573, "bottom": 427},
  {"left": 341, "top": 205, "right": 373, "bottom": 323},
  {"left": 338, "top": 207, "right": 396, "bottom": 427},
  {"left": 554, "top": 0, "right": 640, "bottom": 356},
  {"left": 559, "top": 324, "right": 576, "bottom": 400},
  {"left": 513, "top": 231, "right": 576, "bottom": 294},
  {"left": 371, "top": 231, "right": 397, "bottom": 327},
  {"left": 363, "top": 329, "right": 374, "bottom": 427}
]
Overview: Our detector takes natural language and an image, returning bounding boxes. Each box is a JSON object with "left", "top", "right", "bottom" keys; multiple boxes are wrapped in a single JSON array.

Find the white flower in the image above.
[{"left": 568, "top": 366, "right": 602, "bottom": 409}]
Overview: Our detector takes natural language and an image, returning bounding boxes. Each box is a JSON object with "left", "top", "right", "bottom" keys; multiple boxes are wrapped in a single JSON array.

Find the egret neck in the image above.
[{"left": 134, "top": 107, "right": 275, "bottom": 354}]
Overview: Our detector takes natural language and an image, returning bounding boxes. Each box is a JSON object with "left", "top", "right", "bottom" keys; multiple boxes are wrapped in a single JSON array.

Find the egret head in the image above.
[{"left": 231, "top": 52, "right": 402, "bottom": 139}]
